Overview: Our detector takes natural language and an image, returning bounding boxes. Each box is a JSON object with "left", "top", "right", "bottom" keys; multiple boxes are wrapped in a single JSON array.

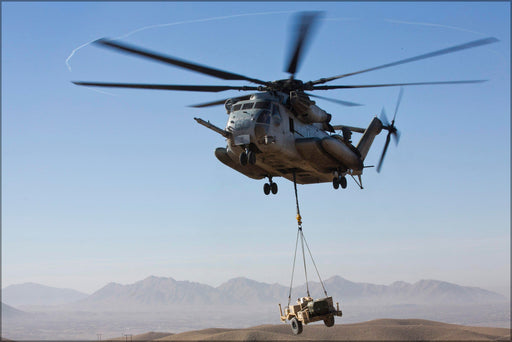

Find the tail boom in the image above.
[{"left": 356, "top": 117, "right": 383, "bottom": 161}]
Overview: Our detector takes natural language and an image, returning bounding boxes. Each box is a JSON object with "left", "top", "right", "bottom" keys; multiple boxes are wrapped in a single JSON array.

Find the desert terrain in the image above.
[{"left": 106, "top": 319, "right": 510, "bottom": 341}]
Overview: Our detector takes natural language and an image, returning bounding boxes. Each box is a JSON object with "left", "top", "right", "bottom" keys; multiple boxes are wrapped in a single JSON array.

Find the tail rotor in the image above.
[{"left": 377, "top": 88, "right": 403, "bottom": 173}]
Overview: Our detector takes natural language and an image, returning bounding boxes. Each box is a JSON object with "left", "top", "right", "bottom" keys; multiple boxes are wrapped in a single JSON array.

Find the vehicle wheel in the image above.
[
  {"left": 340, "top": 176, "right": 347, "bottom": 189},
  {"left": 263, "top": 183, "right": 271, "bottom": 195},
  {"left": 271, "top": 182, "right": 278, "bottom": 194},
  {"left": 247, "top": 151, "right": 256, "bottom": 165},
  {"left": 290, "top": 317, "right": 303, "bottom": 335},
  {"left": 324, "top": 315, "right": 335, "bottom": 327},
  {"left": 332, "top": 177, "right": 339, "bottom": 189},
  {"left": 239, "top": 151, "right": 247, "bottom": 166}
]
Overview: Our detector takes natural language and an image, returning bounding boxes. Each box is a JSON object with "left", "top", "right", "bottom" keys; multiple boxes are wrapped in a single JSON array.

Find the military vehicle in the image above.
[{"left": 279, "top": 296, "right": 342, "bottom": 335}]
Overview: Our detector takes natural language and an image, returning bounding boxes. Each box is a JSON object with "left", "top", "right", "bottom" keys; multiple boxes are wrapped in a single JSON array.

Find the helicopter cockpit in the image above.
[{"left": 227, "top": 100, "right": 281, "bottom": 145}]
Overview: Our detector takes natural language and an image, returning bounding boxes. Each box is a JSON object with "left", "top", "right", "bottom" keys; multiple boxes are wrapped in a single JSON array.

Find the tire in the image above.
[
  {"left": 332, "top": 177, "right": 339, "bottom": 189},
  {"left": 247, "top": 151, "right": 256, "bottom": 165},
  {"left": 239, "top": 151, "right": 247, "bottom": 166},
  {"left": 324, "top": 315, "right": 335, "bottom": 327},
  {"left": 340, "top": 176, "right": 347, "bottom": 189},
  {"left": 263, "top": 183, "right": 271, "bottom": 195},
  {"left": 290, "top": 317, "right": 303, "bottom": 335},
  {"left": 271, "top": 182, "right": 278, "bottom": 194}
]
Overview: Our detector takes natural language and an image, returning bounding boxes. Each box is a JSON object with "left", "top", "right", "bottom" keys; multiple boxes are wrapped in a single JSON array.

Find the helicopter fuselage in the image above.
[{"left": 196, "top": 90, "right": 383, "bottom": 192}]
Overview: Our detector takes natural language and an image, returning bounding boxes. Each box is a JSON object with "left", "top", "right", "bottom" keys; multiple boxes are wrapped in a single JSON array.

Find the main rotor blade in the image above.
[
  {"left": 305, "top": 92, "right": 362, "bottom": 107},
  {"left": 95, "top": 38, "right": 269, "bottom": 86},
  {"left": 72, "top": 81, "right": 258, "bottom": 92},
  {"left": 312, "top": 79, "right": 487, "bottom": 90},
  {"left": 311, "top": 37, "right": 499, "bottom": 85},
  {"left": 189, "top": 94, "right": 253, "bottom": 108},
  {"left": 286, "top": 12, "right": 322, "bottom": 76}
]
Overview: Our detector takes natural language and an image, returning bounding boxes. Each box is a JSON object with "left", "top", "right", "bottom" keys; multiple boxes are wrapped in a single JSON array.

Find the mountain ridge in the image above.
[
  {"left": 2, "top": 282, "right": 89, "bottom": 307},
  {"left": 3, "top": 275, "right": 508, "bottom": 310}
]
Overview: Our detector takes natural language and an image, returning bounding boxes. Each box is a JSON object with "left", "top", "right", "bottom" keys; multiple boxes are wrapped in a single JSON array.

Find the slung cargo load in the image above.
[{"left": 279, "top": 296, "right": 342, "bottom": 335}]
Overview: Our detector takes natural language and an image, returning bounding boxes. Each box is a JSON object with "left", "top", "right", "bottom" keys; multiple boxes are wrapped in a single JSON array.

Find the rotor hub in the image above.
[{"left": 269, "top": 79, "right": 305, "bottom": 92}]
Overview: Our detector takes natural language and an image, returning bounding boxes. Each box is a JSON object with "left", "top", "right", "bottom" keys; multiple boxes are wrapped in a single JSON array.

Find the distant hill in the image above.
[
  {"left": 299, "top": 276, "right": 508, "bottom": 305},
  {"left": 2, "top": 282, "right": 88, "bottom": 307},
  {"left": 107, "top": 319, "right": 511, "bottom": 341},
  {"left": 1, "top": 302, "right": 30, "bottom": 320},
  {"left": 68, "top": 275, "right": 507, "bottom": 311},
  {"left": 217, "top": 277, "right": 289, "bottom": 304},
  {"left": 72, "top": 276, "right": 225, "bottom": 310}
]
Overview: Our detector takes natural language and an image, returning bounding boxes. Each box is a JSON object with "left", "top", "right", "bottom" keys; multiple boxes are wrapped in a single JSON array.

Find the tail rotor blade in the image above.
[
  {"left": 393, "top": 129, "right": 401, "bottom": 145},
  {"left": 393, "top": 87, "right": 404, "bottom": 122},
  {"left": 377, "top": 133, "right": 391, "bottom": 173},
  {"left": 378, "top": 87, "right": 404, "bottom": 172},
  {"left": 380, "top": 107, "right": 389, "bottom": 126}
]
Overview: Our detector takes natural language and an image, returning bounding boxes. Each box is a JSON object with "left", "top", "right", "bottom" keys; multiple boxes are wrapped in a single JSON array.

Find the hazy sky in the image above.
[{"left": 2, "top": 2, "right": 510, "bottom": 297}]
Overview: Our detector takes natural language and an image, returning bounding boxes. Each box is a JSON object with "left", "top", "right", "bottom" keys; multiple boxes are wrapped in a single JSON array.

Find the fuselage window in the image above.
[
  {"left": 242, "top": 102, "right": 254, "bottom": 110},
  {"left": 289, "top": 118, "right": 295, "bottom": 133}
]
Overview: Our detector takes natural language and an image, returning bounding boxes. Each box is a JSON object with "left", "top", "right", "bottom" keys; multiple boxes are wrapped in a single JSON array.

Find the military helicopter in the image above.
[{"left": 73, "top": 12, "right": 498, "bottom": 195}]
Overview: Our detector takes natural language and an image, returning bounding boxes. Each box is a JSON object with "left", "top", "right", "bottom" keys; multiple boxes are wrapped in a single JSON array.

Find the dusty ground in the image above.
[{"left": 107, "top": 318, "right": 510, "bottom": 341}]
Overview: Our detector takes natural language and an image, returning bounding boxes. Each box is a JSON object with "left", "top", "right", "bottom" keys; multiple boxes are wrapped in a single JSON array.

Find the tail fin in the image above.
[{"left": 356, "top": 117, "right": 383, "bottom": 161}]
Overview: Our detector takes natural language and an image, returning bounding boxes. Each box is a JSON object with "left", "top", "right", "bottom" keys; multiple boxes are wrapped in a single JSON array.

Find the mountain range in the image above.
[
  {"left": 2, "top": 282, "right": 88, "bottom": 307},
  {"left": 3, "top": 275, "right": 507, "bottom": 312},
  {"left": 2, "top": 276, "right": 509, "bottom": 340}
]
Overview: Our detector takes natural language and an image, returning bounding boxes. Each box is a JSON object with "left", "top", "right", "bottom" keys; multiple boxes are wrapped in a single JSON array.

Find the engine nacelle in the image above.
[{"left": 290, "top": 91, "right": 332, "bottom": 124}]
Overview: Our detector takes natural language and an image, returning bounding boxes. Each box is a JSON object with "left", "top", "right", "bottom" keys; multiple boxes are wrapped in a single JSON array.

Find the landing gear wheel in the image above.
[
  {"left": 324, "top": 315, "right": 335, "bottom": 327},
  {"left": 239, "top": 151, "right": 247, "bottom": 166},
  {"left": 290, "top": 317, "right": 303, "bottom": 335},
  {"left": 271, "top": 182, "right": 278, "bottom": 194},
  {"left": 340, "top": 176, "right": 347, "bottom": 189},
  {"left": 247, "top": 150, "right": 256, "bottom": 165},
  {"left": 263, "top": 183, "right": 271, "bottom": 195},
  {"left": 332, "top": 177, "right": 339, "bottom": 189}
]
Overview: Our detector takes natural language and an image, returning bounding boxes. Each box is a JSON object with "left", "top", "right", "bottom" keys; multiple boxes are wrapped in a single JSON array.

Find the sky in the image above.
[{"left": 2, "top": 2, "right": 510, "bottom": 297}]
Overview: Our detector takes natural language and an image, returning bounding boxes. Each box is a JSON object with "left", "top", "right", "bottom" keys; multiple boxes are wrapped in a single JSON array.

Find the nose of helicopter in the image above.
[
  {"left": 228, "top": 108, "right": 271, "bottom": 146},
  {"left": 228, "top": 115, "right": 254, "bottom": 146}
]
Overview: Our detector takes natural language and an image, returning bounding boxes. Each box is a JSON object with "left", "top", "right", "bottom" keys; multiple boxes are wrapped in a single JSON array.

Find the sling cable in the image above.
[{"left": 278, "top": 171, "right": 342, "bottom": 335}]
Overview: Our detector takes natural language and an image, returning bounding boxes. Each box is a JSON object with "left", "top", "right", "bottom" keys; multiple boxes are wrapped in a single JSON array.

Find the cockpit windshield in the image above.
[
  {"left": 231, "top": 101, "right": 271, "bottom": 112},
  {"left": 242, "top": 102, "right": 254, "bottom": 110},
  {"left": 254, "top": 101, "right": 271, "bottom": 109},
  {"left": 254, "top": 109, "right": 272, "bottom": 140}
]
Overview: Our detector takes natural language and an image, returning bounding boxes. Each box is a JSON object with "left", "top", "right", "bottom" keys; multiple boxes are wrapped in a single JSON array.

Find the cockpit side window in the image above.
[
  {"left": 271, "top": 103, "right": 282, "bottom": 125},
  {"left": 232, "top": 103, "right": 242, "bottom": 112},
  {"left": 256, "top": 110, "right": 271, "bottom": 125},
  {"left": 272, "top": 103, "right": 280, "bottom": 115}
]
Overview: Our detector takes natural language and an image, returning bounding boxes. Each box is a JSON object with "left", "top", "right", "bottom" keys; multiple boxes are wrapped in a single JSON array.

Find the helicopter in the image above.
[{"left": 73, "top": 12, "right": 498, "bottom": 195}]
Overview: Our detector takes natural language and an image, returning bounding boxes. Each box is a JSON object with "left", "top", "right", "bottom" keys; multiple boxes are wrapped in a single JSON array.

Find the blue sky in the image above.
[{"left": 2, "top": 2, "right": 510, "bottom": 297}]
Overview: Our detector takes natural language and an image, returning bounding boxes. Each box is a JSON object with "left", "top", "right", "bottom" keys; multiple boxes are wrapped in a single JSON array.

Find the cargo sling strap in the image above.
[{"left": 287, "top": 171, "right": 328, "bottom": 307}]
